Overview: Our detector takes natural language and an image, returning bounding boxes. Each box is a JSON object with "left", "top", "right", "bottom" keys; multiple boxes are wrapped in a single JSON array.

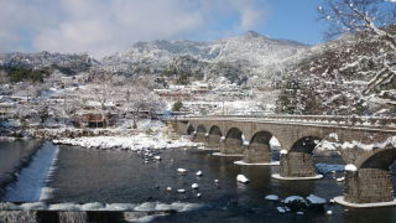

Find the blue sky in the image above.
[
  {"left": 192, "top": 0, "right": 326, "bottom": 45},
  {"left": 259, "top": 0, "right": 325, "bottom": 45},
  {"left": 0, "top": 0, "right": 326, "bottom": 56}
]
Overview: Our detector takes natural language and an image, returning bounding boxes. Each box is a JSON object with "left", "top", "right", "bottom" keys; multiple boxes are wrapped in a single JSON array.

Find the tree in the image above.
[
  {"left": 172, "top": 101, "right": 183, "bottom": 112},
  {"left": 88, "top": 70, "right": 123, "bottom": 127},
  {"left": 318, "top": 0, "right": 396, "bottom": 94},
  {"left": 121, "top": 84, "right": 165, "bottom": 129}
]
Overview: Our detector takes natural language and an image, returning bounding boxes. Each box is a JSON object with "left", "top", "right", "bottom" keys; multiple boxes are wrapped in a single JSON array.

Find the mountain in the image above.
[
  {"left": 277, "top": 30, "right": 396, "bottom": 116},
  {"left": 0, "top": 51, "right": 98, "bottom": 75},
  {"left": 102, "top": 31, "right": 309, "bottom": 85}
]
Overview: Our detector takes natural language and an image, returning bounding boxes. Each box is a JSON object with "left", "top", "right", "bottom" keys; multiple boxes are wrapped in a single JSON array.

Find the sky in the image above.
[{"left": 0, "top": 0, "right": 326, "bottom": 57}]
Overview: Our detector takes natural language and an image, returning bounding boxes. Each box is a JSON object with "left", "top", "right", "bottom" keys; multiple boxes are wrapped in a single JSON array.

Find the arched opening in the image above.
[
  {"left": 186, "top": 125, "right": 195, "bottom": 135},
  {"left": 208, "top": 126, "right": 222, "bottom": 148},
  {"left": 223, "top": 128, "right": 243, "bottom": 154},
  {"left": 194, "top": 124, "right": 207, "bottom": 142},
  {"left": 244, "top": 131, "right": 274, "bottom": 163},
  {"left": 280, "top": 135, "right": 345, "bottom": 178},
  {"left": 291, "top": 136, "right": 321, "bottom": 153},
  {"left": 345, "top": 149, "right": 396, "bottom": 203}
]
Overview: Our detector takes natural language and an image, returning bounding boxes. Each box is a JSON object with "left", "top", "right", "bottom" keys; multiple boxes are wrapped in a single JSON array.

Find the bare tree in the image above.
[
  {"left": 88, "top": 70, "right": 124, "bottom": 127},
  {"left": 318, "top": 0, "right": 396, "bottom": 93},
  {"left": 121, "top": 84, "right": 165, "bottom": 129}
]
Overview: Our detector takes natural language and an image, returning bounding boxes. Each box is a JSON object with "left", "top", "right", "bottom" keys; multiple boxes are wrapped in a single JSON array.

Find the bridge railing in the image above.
[{"left": 164, "top": 114, "right": 396, "bottom": 128}]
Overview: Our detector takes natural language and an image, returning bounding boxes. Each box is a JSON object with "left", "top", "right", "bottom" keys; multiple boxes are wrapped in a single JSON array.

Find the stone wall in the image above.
[
  {"left": 280, "top": 152, "right": 316, "bottom": 177},
  {"left": 344, "top": 168, "right": 393, "bottom": 203},
  {"left": 243, "top": 144, "right": 271, "bottom": 163},
  {"left": 221, "top": 138, "right": 243, "bottom": 154},
  {"left": 207, "top": 134, "right": 221, "bottom": 147}
]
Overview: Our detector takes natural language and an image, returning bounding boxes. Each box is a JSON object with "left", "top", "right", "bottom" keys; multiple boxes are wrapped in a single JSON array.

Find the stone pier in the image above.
[
  {"left": 221, "top": 138, "right": 244, "bottom": 154},
  {"left": 172, "top": 114, "right": 396, "bottom": 204},
  {"left": 279, "top": 152, "right": 316, "bottom": 177},
  {"left": 344, "top": 168, "right": 393, "bottom": 203},
  {"left": 243, "top": 143, "right": 272, "bottom": 163}
]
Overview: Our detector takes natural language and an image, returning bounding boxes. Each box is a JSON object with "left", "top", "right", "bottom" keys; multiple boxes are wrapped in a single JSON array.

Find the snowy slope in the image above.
[
  {"left": 102, "top": 31, "right": 309, "bottom": 81},
  {"left": 277, "top": 31, "right": 396, "bottom": 116}
]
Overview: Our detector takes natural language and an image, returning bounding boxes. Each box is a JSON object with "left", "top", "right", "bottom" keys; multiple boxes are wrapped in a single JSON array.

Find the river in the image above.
[{"left": 1, "top": 140, "right": 396, "bottom": 222}]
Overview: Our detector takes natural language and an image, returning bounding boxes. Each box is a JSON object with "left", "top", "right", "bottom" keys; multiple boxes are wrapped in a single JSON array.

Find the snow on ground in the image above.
[
  {"left": 51, "top": 119, "right": 203, "bottom": 151},
  {"left": 53, "top": 133, "right": 200, "bottom": 151},
  {"left": 319, "top": 136, "right": 396, "bottom": 152}
]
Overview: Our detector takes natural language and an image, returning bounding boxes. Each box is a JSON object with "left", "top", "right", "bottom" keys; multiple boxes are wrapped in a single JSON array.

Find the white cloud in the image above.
[{"left": 0, "top": 0, "right": 268, "bottom": 57}]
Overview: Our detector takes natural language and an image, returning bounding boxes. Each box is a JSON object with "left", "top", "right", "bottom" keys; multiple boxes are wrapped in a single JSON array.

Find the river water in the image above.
[{"left": 1, "top": 141, "right": 396, "bottom": 223}]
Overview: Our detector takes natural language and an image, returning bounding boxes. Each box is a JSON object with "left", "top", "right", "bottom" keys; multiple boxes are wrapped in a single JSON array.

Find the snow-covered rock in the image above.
[
  {"left": 306, "top": 194, "right": 326, "bottom": 205},
  {"left": 191, "top": 183, "right": 199, "bottom": 189},
  {"left": 236, "top": 174, "right": 250, "bottom": 183},
  {"left": 276, "top": 206, "right": 290, "bottom": 213},
  {"left": 177, "top": 168, "right": 187, "bottom": 174},
  {"left": 265, "top": 194, "right": 280, "bottom": 201},
  {"left": 345, "top": 164, "right": 357, "bottom": 172},
  {"left": 177, "top": 189, "right": 186, "bottom": 193},
  {"left": 284, "top": 196, "right": 308, "bottom": 210}
]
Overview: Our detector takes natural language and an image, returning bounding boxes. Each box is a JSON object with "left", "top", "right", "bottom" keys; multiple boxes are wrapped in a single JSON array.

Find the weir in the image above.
[
  {"left": 0, "top": 141, "right": 43, "bottom": 199},
  {"left": 2, "top": 142, "right": 59, "bottom": 202},
  {"left": 0, "top": 201, "right": 200, "bottom": 223}
]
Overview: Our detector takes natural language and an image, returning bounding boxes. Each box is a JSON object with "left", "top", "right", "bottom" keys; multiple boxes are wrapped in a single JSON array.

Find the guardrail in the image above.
[{"left": 163, "top": 114, "right": 396, "bottom": 128}]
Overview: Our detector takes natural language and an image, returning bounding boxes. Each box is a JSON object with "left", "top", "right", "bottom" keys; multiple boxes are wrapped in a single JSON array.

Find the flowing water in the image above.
[
  {"left": 0, "top": 140, "right": 41, "bottom": 197},
  {"left": 2, "top": 142, "right": 59, "bottom": 202},
  {"left": 1, "top": 141, "right": 396, "bottom": 222}
]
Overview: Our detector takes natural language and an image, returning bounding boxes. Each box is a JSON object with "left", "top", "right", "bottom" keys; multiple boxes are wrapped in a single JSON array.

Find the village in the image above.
[{"left": 0, "top": 69, "right": 275, "bottom": 137}]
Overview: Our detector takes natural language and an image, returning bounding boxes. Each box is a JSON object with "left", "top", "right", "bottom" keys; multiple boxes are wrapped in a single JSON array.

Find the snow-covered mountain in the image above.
[
  {"left": 0, "top": 51, "right": 98, "bottom": 75},
  {"left": 102, "top": 31, "right": 309, "bottom": 84},
  {"left": 277, "top": 31, "right": 396, "bottom": 116}
]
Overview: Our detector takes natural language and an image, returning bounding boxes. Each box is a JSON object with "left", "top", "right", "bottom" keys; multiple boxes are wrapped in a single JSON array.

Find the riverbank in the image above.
[
  {"left": 53, "top": 134, "right": 201, "bottom": 151},
  {"left": 1, "top": 119, "right": 204, "bottom": 152},
  {"left": 49, "top": 120, "right": 203, "bottom": 151}
]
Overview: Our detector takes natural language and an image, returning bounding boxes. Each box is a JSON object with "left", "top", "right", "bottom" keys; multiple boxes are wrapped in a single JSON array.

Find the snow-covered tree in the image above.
[
  {"left": 127, "top": 86, "right": 165, "bottom": 129},
  {"left": 318, "top": 0, "right": 396, "bottom": 93}
]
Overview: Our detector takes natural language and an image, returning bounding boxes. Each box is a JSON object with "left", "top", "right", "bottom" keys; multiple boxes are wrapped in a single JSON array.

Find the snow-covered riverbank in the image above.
[{"left": 53, "top": 134, "right": 202, "bottom": 151}]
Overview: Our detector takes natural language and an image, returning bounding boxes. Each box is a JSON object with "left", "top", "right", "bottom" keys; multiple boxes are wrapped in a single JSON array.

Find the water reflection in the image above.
[{"left": 1, "top": 142, "right": 395, "bottom": 223}]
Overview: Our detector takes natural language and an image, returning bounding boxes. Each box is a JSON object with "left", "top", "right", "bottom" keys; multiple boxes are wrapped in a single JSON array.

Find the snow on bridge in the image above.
[{"left": 169, "top": 115, "right": 396, "bottom": 205}]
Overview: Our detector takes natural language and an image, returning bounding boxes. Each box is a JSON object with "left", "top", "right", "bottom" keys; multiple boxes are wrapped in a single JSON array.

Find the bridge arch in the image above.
[
  {"left": 243, "top": 131, "right": 275, "bottom": 163},
  {"left": 207, "top": 125, "right": 223, "bottom": 148},
  {"left": 290, "top": 136, "right": 322, "bottom": 154},
  {"left": 280, "top": 135, "right": 325, "bottom": 178},
  {"left": 186, "top": 124, "right": 195, "bottom": 135},
  {"left": 344, "top": 148, "right": 396, "bottom": 203},
  {"left": 194, "top": 124, "right": 207, "bottom": 142},
  {"left": 196, "top": 124, "right": 207, "bottom": 133},
  {"left": 222, "top": 127, "right": 244, "bottom": 154}
]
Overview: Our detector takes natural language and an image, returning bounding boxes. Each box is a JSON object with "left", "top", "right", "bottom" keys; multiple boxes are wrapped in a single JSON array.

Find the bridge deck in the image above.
[{"left": 173, "top": 115, "right": 396, "bottom": 132}]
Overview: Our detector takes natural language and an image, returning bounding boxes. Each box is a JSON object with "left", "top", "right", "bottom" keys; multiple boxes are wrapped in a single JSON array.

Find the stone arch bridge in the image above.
[{"left": 170, "top": 115, "right": 396, "bottom": 205}]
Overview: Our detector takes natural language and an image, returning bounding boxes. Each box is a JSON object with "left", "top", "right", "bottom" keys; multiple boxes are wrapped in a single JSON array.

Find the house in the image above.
[{"left": 0, "top": 102, "right": 16, "bottom": 118}]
